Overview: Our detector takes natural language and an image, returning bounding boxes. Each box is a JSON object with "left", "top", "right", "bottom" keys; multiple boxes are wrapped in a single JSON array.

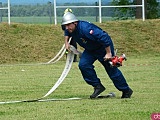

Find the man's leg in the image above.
[
  {"left": 101, "top": 61, "right": 133, "bottom": 98},
  {"left": 78, "top": 50, "right": 105, "bottom": 98}
]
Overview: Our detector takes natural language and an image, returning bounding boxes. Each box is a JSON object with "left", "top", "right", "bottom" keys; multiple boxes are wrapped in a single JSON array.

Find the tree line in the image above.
[
  {"left": 112, "top": 0, "right": 160, "bottom": 19},
  {"left": 0, "top": 0, "right": 159, "bottom": 19}
]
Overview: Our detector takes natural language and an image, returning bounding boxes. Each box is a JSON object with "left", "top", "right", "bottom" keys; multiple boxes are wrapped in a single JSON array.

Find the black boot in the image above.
[
  {"left": 121, "top": 88, "right": 133, "bottom": 98},
  {"left": 90, "top": 84, "right": 106, "bottom": 99}
]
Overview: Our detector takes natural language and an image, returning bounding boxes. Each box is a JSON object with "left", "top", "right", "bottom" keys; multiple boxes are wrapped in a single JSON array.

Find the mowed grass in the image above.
[
  {"left": 0, "top": 19, "right": 160, "bottom": 120},
  {"left": 0, "top": 56, "right": 160, "bottom": 120}
]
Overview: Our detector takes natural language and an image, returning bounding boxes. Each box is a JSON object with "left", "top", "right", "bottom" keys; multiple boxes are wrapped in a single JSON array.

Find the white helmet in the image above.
[{"left": 61, "top": 12, "right": 78, "bottom": 25}]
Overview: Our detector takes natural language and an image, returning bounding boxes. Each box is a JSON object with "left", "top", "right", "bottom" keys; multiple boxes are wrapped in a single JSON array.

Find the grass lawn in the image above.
[
  {"left": 0, "top": 56, "right": 160, "bottom": 120},
  {"left": 0, "top": 19, "right": 160, "bottom": 120}
]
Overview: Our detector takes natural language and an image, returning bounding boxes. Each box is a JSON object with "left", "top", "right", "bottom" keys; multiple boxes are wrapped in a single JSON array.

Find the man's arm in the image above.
[
  {"left": 64, "top": 36, "right": 71, "bottom": 52},
  {"left": 104, "top": 46, "right": 112, "bottom": 61}
]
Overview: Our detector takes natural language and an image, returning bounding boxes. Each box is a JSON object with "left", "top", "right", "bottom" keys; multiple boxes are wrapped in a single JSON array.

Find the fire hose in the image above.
[
  {"left": 0, "top": 44, "right": 123, "bottom": 104},
  {"left": 0, "top": 45, "right": 82, "bottom": 104}
]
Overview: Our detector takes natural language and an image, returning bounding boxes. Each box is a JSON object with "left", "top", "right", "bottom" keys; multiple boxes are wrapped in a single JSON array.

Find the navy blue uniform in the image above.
[{"left": 65, "top": 21, "right": 129, "bottom": 92}]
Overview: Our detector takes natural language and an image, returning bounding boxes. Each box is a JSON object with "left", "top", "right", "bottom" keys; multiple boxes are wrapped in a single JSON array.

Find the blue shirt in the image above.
[{"left": 64, "top": 21, "right": 112, "bottom": 51}]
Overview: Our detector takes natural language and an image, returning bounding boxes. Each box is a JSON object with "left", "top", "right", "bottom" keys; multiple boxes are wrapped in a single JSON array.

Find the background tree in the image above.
[
  {"left": 112, "top": 0, "right": 159, "bottom": 19},
  {"left": 146, "top": 0, "right": 159, "bottom": 19},
  {"left": 134, "top": 0, "right": 158, "bottom": 19},
  {"left": 1, "top": 1, "right": 159, "bottom": 19},
  {"left": 111, "top": 0, "right": 134, "bottom": 20}
]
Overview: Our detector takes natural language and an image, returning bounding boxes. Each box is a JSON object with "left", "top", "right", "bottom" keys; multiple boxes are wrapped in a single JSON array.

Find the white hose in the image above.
[
  {"left": 46, "top": 37, "right": 72, "bottom": 64},
  {"left": 0, "top": 46, "right": 81, "bottom": 104},
  {"left": 52, "top": 47, "right": 66, "bottom": 64},
  {"left": 46, "top": 44, "right": 65, "bottom": 64},
  {"left": 42, "top": 51, "right": 74, "bottom": 98},
  {"left": 42, "top": 45, "right": 81, "bottom": 98}
]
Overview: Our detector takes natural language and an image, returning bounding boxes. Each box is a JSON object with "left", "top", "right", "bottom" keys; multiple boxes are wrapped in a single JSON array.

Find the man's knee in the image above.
[
  {"left": 78, "top": 61, "right": 93, "bottom": 71},
  {"left": 78, "top": 62, "right": 86, "bottom": 70}
]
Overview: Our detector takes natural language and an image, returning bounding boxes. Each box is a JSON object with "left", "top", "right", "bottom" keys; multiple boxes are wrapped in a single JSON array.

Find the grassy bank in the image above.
[{"left": 0, "top": 19, "right": 160, "bottom": 64}]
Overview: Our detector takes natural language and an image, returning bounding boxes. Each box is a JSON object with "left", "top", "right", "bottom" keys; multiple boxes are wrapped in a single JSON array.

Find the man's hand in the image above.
[
  {"left": 65, "top": 43, "right": 71, "bottom": 52},
  {"left": 104, "top": 52, "right": 112, "bottom": 61},
  {"left": 65, "top": 36, "right": 72, "bottom": 52},
  {"left": 104, "top": 46, "right": 112, "bottom": 61}
]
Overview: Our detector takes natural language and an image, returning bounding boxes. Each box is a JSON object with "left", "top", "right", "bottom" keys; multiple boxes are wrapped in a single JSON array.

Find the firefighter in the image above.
[{"left": 61, "top": 12, "right": 133, "bottom": 99}]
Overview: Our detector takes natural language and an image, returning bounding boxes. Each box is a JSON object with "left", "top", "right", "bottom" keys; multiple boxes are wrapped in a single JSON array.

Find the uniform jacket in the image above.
[{"left": 64, "top": 20, "right": 112, "bottom": 51}]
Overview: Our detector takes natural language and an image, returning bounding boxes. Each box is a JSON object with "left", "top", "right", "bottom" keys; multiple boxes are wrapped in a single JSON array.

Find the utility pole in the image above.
[
  {"left": 0, "top": 2, "right": 2, "bottom": 22},
  {"left": 135, "top": 0, "right": 146, "bottom": 19},
  {"left": 48, "top": 1, "right": 52, "bottom": 24},
  {"left": 95, "top": 2, "right": 98, "bottom": 22}
]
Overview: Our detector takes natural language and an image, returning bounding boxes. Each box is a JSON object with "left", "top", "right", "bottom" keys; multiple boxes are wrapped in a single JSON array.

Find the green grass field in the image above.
[
  {"left": 0, "top": 56, "right": 160, "bottom": 120},
  {"left": 2, "top": 16, "right": 133, "bottom": 24},
  {"left": 0, "top": 19, "right": 160, "bottom": 120}
]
